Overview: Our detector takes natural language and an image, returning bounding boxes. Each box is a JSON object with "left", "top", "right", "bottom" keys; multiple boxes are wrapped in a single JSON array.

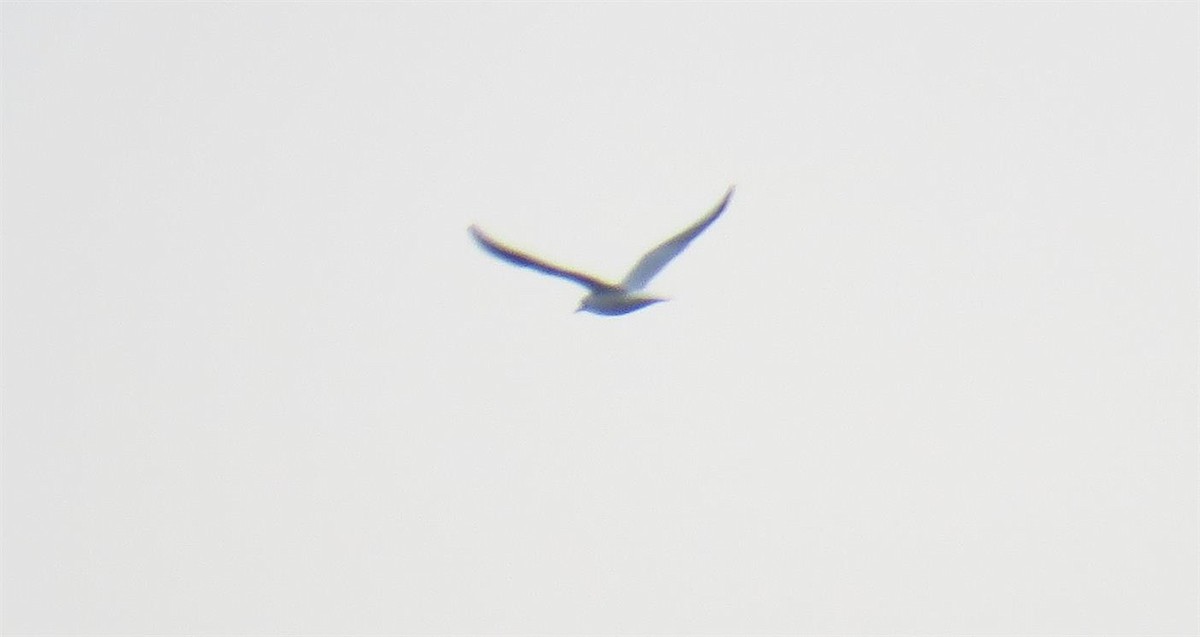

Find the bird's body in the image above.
[
  {"left": 578, "top": 289, "right": 665, "bottom": 316},
  {"left": 470, "top": 187, "right": 734, "bottom": 316}
]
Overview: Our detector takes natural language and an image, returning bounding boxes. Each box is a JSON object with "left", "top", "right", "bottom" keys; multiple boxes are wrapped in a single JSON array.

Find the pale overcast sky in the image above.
[{"left": 3, "top": 3, "right": 1196, "bottom": 635}]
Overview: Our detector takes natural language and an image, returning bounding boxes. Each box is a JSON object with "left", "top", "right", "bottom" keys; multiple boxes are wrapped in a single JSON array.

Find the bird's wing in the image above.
[
  {"left": 619, "top": 186, "right": 734, "bottom": 291},
  {"left": 469, "top": 225, "right": 618, "bottom": 292}
]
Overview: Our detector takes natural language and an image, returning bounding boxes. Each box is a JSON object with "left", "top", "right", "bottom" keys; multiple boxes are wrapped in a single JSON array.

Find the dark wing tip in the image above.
[
  {"left": 716, "top": 185, "right": 736, "bottom": 213},
  {"left": 468, "top": 224, "right": 501, "bottom": 251},
  {"left": 695, "top": 185, "right": 735, "bottom": 229},
  {"left": 468, "top": 224, "right": 511, "bottom": 259}
]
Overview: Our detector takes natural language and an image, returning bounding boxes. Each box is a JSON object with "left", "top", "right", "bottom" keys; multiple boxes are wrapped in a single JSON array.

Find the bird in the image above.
[{"left": 469, "top": 187, "right": 734, "bottom": 315}]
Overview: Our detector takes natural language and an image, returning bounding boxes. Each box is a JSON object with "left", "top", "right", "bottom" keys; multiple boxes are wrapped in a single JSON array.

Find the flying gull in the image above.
[{"left": 469, "top": 187, "right": 734, "bottom": 315}]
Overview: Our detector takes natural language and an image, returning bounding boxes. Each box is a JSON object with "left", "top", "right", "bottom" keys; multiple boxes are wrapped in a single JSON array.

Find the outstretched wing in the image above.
[
  {"left": 469, "top": 225, "right": 618, "bottom": 292},
  {"left": 620, "top": 186, "right": 734, "bottom": 291}
]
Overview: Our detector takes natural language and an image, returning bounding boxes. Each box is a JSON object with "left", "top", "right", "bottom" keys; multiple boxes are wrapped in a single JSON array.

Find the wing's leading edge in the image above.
[
  {"left": 620, "top": 186, "right": 734, "bottom": 291},
  {"left": 469, "top": 225, "right": 617, "bottom": 292}
]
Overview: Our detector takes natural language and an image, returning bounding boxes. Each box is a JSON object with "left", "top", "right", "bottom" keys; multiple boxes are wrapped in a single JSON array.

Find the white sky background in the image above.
[{"left": 3, "top": 3, "right": 1196, "bottom": 634}]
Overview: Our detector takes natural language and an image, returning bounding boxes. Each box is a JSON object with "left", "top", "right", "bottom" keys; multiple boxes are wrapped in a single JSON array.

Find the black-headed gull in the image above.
[{"left": 470, "top": 187, "right": 734, "bottom": 315}]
